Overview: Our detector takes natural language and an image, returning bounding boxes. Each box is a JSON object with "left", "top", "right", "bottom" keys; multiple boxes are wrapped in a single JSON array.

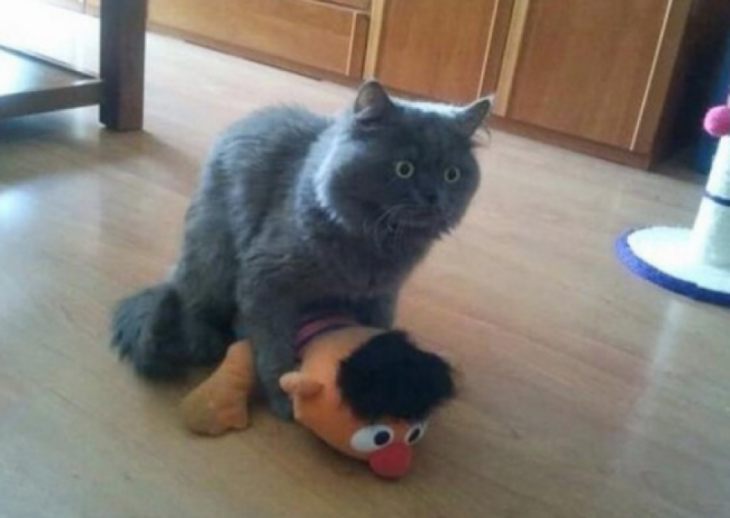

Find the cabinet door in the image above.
[
  {"left": 495, "top": 0, "right": 686, "bottom": 150},
  {"left": 367, "top": 0, "right": 512, "bottom": 103}
]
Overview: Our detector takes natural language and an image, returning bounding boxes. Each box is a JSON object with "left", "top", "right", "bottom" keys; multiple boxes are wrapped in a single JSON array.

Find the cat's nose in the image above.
[{"left": 423, "top": 192, "right": 439, "bottom": 206}]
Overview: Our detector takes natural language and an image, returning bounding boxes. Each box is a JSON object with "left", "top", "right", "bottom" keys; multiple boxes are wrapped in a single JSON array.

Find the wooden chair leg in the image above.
[{"left": 99, "top": 0, "right": 148, "bottom": 131}]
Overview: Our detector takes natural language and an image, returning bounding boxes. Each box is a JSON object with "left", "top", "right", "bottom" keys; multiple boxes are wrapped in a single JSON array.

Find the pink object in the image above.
[
  {"left": 704, "top": 105, "right": 730, "bottom": 137},
  {"left": 368, "top": 442, "right": 412, "bottom": 479}
]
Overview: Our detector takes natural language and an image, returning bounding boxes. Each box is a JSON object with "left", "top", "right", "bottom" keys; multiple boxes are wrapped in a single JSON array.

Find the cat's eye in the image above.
[
  {"left": 394, "top": 160, "right": 415, "bottom": 179},
  {"left": 444, "top": 166, "right": 461, "bottom": 183}
]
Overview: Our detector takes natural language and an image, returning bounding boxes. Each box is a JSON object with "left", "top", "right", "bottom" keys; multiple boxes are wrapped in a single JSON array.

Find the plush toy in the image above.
[
  {"left": 180, "top": 313, "right": 455, "bottom": 479},
  {"left": 181, "top": 342, "right": 255, "bottom": 435}
]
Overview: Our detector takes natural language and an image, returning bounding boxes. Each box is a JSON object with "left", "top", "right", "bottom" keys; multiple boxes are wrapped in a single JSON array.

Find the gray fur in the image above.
[{"left": 111, "top": 81, "right": 491, "bottom": 419}]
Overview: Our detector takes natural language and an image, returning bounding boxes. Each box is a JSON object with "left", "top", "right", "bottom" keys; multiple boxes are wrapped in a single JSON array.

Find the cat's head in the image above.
[{"left": 313, "top": 81, "right": 492, "bottom": 240}]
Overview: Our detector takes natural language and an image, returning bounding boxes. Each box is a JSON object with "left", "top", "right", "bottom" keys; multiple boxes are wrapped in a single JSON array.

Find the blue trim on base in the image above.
[
  {"left": 704, "top": 191, "right": 730, "bottom": 208},
  {"left": 615, "top": 229, "right": 730, "bottom": 308}
]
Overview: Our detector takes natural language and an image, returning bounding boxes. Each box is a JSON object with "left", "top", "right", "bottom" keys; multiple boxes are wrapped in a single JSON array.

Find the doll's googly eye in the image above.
[
  {"left": 406, "top": 422, "right": 428, "bottom": 445},
  {"left": 394, "top": 160, "right": 415, "bottom": 179},
  {"left": 350, "top": 425, "right": 395, "bottom": 453}
]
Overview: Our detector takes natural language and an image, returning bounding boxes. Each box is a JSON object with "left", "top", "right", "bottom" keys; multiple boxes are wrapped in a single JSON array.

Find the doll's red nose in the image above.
[{"left": 368, "top": 442, "right": 412, "bottom": 479}]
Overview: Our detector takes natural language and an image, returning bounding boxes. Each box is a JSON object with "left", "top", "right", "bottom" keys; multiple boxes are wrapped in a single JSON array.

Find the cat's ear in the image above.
[
  {"left": 353, "top": 80, "right": 393, "bottom": 123},
  {"left": 455, "top": 95, "right": 494, "bottom": 137}
]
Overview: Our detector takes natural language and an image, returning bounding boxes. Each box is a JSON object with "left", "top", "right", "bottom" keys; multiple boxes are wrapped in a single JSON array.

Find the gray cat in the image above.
[{"left": 111, "top": 81, "right": 491, "bottom": 419}]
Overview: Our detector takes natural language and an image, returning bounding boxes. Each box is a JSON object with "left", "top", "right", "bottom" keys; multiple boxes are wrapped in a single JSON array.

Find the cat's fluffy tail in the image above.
[
  {"left": 111, "top": 283, "right": 190, "bottom": 379},
  {"left": 111, "top": 283, "right": 233, "bottom": 378}
]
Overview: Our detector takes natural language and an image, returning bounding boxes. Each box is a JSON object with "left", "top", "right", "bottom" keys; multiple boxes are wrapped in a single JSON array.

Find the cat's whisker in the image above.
[
  {"left": 370, "top": 205, "right": 403, "bottom": 254},
  {"left": 369, "top": 210, "right": 387, "bottom": 253},
  {"left": 363, "top": 205, "right": 389, "bottom": 239},
  {"left": 376, "top": 209, "right": 398, "bottom": 252},
  {"left": 394, "top": 209, "right": 410, "bottom": 253},
  {"left": 386, "top": 205, "right": 409, "bottom": 253}
]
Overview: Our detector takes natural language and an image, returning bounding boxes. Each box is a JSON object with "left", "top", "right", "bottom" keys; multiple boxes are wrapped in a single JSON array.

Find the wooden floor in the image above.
[{"left": 1, "top": 4, "right": 729, "bottom": 518}]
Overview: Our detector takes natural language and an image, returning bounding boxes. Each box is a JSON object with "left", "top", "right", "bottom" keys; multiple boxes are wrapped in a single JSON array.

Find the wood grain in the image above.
[
  {"left": 502, "top": 0, "right": 672, "bottom": 148},
  {"left": 477, "top": 0, "right": 514, "bottom": 97},
  {"left": 1, "top": 5, "right": 729, "bottom": 518},
  {"left": 371, "top": 0, "right": 502, "bottom": 103},
  {"left": 148, "top": 0, "right": 367, "bottom": 77},
  {"left": 493, "top": 0, "right": 528, "bottom": 116},
  {"left": 346, "top": 12, "right": 370, "bottom": 78},
  {"left": 317, "top": 0, "right": 371, "bottom": 11},
  {"left": 0, "top": 80, "right": 102, "bottom": 120},
  {"left": 492, "top": 114, "right": 652, "bottom": 169},
  {"left": 363, "top": 0, "right": 386, "bottom": 78},
  {"left": 630, "top": 0, "right": 691, "bottom": 154},
  {"left": 0, "top": 46, "right": 97, "bottom": 97},
  {"left": 99, "top": 0, "right": 147, "bottom": 130}
]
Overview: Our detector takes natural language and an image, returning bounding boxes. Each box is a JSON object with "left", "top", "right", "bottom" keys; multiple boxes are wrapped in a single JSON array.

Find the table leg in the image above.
[{"left": 99, "top": 0, "right": 148, "bottom": 131}]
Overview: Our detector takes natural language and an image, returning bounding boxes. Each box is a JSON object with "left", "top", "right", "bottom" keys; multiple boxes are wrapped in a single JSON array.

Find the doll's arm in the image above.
[{"left": 180, "top": 341, "right": 256, "bottom": 436}]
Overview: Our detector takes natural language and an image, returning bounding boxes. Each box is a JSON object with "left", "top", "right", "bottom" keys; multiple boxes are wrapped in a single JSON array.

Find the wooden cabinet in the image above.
[
  {"left": 493, "top": 0, "right": 690, "bottom": 161},
  {"left": 364, "top": 0, "right": 513, "bottom": 103},
  {"left": 364, "top": 0, "right": 702, "bottom": 167},
  {"left": 87, "top": 0, "right": 370, "bottom": 79},
  {"left": 148, "top": 0, "right": 369, "bottom": 78}
]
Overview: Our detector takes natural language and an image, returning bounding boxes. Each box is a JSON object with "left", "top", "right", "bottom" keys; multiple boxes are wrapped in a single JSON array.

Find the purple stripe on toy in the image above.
[
  {"left": 615, "top": 229, "right": 730, "bottom": 307},
  {"left": 294, "top": 312, "right": 357, "bottom": 359},
  {"left": 704, "top": 191, "right": 730, "bottom": 208}
]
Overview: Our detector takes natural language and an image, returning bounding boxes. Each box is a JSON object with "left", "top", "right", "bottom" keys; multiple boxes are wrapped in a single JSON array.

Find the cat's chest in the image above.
[{"left": 322, "top": 246, "right": 404, "bottom": 295}]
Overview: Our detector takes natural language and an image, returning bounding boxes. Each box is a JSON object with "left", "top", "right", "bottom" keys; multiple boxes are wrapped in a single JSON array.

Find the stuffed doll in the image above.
[{"left": 180, "top": 313, "right": 455, "bottom": 479}]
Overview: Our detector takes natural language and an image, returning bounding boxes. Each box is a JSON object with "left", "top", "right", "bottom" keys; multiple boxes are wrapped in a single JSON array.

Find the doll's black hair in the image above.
[{"left": 336, "top": 331, "right": 455, "bottom": 421}]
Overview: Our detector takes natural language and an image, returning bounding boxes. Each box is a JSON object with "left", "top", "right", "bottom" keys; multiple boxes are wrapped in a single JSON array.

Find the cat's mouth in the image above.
[
  {"left": 387, "top": 218, "right": 435, "bottom": 230},
  {"left": 359, "top": 201, "right": 446, "bottom": 234},
  {"left": 385, "top": 208, "right": 445, "bottom": 231}
]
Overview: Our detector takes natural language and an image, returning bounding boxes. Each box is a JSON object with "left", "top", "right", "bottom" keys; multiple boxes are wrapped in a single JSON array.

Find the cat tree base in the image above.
[{"left": 616, "top": 226, "right": 730, "bottom": 307}]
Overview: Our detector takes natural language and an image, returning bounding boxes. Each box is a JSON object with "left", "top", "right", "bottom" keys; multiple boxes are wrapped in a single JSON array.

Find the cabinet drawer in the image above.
[
  {"left": 149, "top": 0, "right": 369, "bottom": 78},
  {"left": 318, "top": 0, "right": 371, "bottom": 11}
]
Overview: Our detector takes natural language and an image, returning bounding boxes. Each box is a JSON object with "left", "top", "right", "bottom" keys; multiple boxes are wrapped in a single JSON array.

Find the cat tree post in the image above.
[{"left": 615, "top": 99, "right": 730, "bottom": 307}]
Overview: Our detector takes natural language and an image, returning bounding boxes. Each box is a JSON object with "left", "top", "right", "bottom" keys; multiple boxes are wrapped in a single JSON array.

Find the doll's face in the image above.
[
  {"left": 279, "top": 329, "right": 453, "bottom": 479},
  {"left": 297, "top": 397, "right": 428, "bottom": 479},
  {"left": 281, "top": 373, "right": 429, "bottom": 479},
  {"left": 347, "top": 420, "right": 429, "bottom": 478}
]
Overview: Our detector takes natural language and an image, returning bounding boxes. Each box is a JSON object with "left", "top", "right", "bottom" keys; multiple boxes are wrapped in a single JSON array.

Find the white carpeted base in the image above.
[{"left": 627, "top": 227, "right": 730, "bottom": 292}]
